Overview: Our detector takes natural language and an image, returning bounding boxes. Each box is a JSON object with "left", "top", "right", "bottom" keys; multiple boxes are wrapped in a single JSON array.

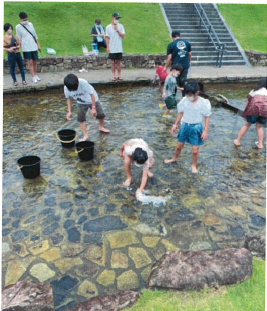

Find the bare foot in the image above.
[
  {"left": 123, "top": 178, "right": 132, "bottom": 187},
  {"left": 99, "top": 127, "right": 110, "bottom": 133},
  {"left": 164, "top": 158, "right": 176, "bottom": 164},
  {"left": 191, "top": 166, "right": 198, "bottom": 173},
  {"left": 148, "top": 171, "right": 154, "bottom": 178},
  {"left": 79, "top": 136, "right": 89, "bottom": 142},
  {"left": 255, "top": 141, "right": 264, "bottom": 149},
  {"left": 234, "top": 139, "right": 241, "bottom": 147}
]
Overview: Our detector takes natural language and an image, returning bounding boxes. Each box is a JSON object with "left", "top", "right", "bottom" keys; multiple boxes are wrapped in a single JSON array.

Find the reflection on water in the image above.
[{"left": 2, "top": 84, "right": 266, "bottom": 309}]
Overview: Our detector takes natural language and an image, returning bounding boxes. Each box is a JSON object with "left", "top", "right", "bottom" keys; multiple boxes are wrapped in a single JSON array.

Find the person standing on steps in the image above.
[
  {"left": 106, "top": 12, "right": 125, "bottom": 81},
  {"left": 165, "top": 31, "right": 192, "bottom": 97},
  {"left": 16, "top": 12, "right": 41, "bottom": 84}
]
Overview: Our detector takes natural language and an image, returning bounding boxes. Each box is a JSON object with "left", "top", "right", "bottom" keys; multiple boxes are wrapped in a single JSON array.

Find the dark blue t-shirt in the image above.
[{"left": 167, "top": 39, "right": 191, "bottom": 69}]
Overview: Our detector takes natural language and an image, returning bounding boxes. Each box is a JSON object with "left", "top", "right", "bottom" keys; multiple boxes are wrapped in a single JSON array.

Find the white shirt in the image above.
[
  {"left": 106, "top": 23, "right": 125, "bottom": 53},
  {"left": 177, "top": 96, "right": 211, "bottom": 124},
  {"left": 16, "top": 22, "right": 38, "bottom": 52},
  {"left": 124, "top": 138, "right": 154, "bottom": 172},
  {"left": 64, "top": 79, "right": 99, "bottom": 104}
]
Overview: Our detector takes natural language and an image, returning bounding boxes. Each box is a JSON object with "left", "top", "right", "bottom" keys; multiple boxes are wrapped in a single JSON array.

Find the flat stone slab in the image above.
[
  {"left": 148, "top": 248, "right": 253, "bottom": 290},
  {"left": 68, "top": 290, "right": 141, "bottom": 311},
  {"left": 2, "top": 280, "right": 54, "bottom": 311}
]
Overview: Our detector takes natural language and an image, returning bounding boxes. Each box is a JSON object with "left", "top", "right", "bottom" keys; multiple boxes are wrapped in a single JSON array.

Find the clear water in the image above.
[{"left": 2, "top": 84, "right": 266, "bottom": 309}]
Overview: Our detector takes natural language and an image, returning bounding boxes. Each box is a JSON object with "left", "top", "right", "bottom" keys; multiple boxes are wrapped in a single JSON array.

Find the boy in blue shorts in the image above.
[{"left": 164, "top": 80, "right": 211, "bottom": 173}]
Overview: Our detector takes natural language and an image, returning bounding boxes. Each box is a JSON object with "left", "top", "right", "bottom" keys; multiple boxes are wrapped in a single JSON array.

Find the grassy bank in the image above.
[
  {"left": 4, "top": 2, "right": 170, "bottom": 56},
  {"left": 128, "top": 258, "right": 265, "bottom": 311},
  {"left": 217, "top": 4, "right": 267, "bottom": 52}
]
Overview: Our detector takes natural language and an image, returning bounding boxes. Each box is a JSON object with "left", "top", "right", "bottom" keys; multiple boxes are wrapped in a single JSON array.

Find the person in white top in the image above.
[
  {"left": 120, "top": 138, "right": 154, "bottom": 196},
  {"left": 164, "top": 79, "right": 211, "bottom": 173},
  {"left": 105, "top": 12, "right": 125, "bottom": 81},
  {"left": 16, "top": 12, "right": 41, "bottom": 84}
]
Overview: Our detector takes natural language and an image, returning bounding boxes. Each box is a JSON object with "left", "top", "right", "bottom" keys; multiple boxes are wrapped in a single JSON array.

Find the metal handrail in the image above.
[{"left": 193, "top": 3, "right": 227, "bottom": 67}]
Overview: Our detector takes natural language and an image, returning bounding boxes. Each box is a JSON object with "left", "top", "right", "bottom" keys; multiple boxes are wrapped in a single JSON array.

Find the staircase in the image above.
[{"left": 161, "top": 3, "right": 250, "bottom": 67}]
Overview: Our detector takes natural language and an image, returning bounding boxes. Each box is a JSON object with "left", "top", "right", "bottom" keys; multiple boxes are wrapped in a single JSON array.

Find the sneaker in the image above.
[
  {"left": 36, "top": 76, "right": 41, "bottom": 81},
  {"left": 32, "top": 77, "right": 38, "bottom": 83},
  {"left": 159, "top": 104, "right": 164, "bottom": 109}
]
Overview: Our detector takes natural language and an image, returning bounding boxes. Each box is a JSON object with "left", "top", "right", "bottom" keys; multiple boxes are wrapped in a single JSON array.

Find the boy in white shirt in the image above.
[
  {"left": 164, "top": 80, "right": 211, "bottom": 173},
  {"left": 64, "top": 74, "right": 109, "bottom": 141}
]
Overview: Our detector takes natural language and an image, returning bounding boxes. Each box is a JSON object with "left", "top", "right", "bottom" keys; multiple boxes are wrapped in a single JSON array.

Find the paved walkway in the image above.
[{"left": 3, "top": 65, "right": 267, "bottom": 94}]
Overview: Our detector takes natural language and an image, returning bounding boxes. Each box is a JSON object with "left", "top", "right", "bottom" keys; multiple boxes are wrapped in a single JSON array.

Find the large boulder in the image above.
[
  {"left": 148, "top": 248, "right": 253, "bottom": 290},
  {"left": 244, "top": 235, "right": 265, "bottom": 259},
  {"left": 67, "top": 290, "right": 141, "bottom": 311},
  {"left": 2, "top": 280, "right": 54, "bottom": 311}
]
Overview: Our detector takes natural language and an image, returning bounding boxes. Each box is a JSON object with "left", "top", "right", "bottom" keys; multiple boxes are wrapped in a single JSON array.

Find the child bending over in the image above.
[{"left": 153, "top": 60, "right": 168, "bottom": 90}]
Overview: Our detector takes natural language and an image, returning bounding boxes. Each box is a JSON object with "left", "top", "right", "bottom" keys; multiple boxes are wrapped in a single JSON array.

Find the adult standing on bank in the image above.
[
  {"left": 106, "top": 13, "right": 125, "bottom": 81},
  {"left": 165, "top": 31, "right": 192, "bottom": 96},
  {"left": 16, "top": 12, "right": 41, "bottom": 84}
]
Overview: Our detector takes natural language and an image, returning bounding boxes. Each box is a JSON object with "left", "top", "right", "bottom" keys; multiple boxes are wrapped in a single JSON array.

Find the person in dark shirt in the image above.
[
  {"left": 165, "top": 31, "right": 192, "bottom": 96},
  {"left": 90, "top": 19, "right": 107, "bottom": 51}
]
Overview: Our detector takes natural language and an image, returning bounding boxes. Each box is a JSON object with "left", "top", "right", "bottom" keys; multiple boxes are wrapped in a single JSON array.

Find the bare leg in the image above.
[
  {"left": 32, "top": 60, "right": 38, "bottom": 76},
  {"left": 164, "top": 109, "right": 170, "bottom": 116},
  {"left": 192, "top": 145, "right": 200, "bottom": 173},
  {"left": 27, "top": 59, "right": 35, "bottom": 78},
  {"left": 256, "top": 123, "right": 264, "bottom": 148},
  {"left": 164, "top": 142, "right": 185, "bottom": 163},
  {"left": 123, "top": 155, "right": 132, "bottom": 186},
  {"left": 234, "top": 123, "right": 252, "bottom": 146},
  {"left": 98, "top": 118, "right": 110, "bottom": 133},
  {"left": 111, "top": 60, "right": 116, "bottom": 80},
  {"left": 117, "top": 60, "right": 122, "bottom": 78},
  {"left": 79, "top": 121, "right": 88, "bottom": 141}
]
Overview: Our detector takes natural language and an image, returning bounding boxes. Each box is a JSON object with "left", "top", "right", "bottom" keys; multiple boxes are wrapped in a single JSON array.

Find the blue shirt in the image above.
[{"left": 167, "top": 39, "right": 192, "bottom": 69}]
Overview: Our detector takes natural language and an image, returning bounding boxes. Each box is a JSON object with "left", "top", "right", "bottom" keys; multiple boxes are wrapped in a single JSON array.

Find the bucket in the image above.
[
  {"left": 75, "top": 141, "right": 94, "bottom": 161},
  {"left": 57, "top": 129, "right": 76, "bottom": 148},
  {"left": 92, "top": 43, "right": 98, "bottom": 50},
  {"left": 17, "top": 155, "right": 41, "bottom": 179}
]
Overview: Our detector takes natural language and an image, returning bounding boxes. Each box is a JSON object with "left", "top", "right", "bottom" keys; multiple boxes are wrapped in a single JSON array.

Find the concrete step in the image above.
[{"left": 191, "top": 60, "right": 246, "bottom": 66}]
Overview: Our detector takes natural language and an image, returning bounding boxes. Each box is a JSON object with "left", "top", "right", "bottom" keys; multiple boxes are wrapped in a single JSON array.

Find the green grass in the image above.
[
  {"left": 217, "top": 4, "right": 267, "bottom": 52},
  {"left": 128, "top": 258, "right": 265, "bottom": 311},
  {"left": 4, "top": 2, "right": 170, "bottom": 57}
]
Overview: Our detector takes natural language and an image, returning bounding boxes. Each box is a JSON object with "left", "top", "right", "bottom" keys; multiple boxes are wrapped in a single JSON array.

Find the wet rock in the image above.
[
  {"left": 42, "top": 214, "right": 61, "bottom": 227},
  {"left": 204, "top": 213, "right": 222, "bottom": 226},
  {"left": 129, "top": 247, "right": 152, "bottom": 269},
  {"left": 106, "top": 230, "right": 139, "bottom": 248},
  {"left": 250, "top": 214, "right": 266, "bottom": 227},
  {"left": 88, "top": 208, "right": 99, "bottom": 217},
  {"left": 142, "top": 236, "right": 160, "bottom": 248},
  {"left": 230, "top": 225, "right": 246, "bottom": 238},
  {"left": 45, "top": 197, "right": 56, "bottom": 206},
  {"left": 228, "top": 205, "right": 247, "bottom": 217},
  {"left": 13, "top": 202, "right": 22, "bottom": 208},
  {"left": 106, "top": 203, "right": 116, "bottom": 213},
  {"left": 133, "top": 223, "right": 167, "bottom": 236},
  {"left": 56, "top": 301, "right": 76, "bottom": 311},
  {"left": 77, "top": 215, "right": 88, "bottom": 224},
  {"left": 165, "top": 208, "right": 195, "bottom": 224},
  {"left": 64, "top": 219, "right": 75, "bottom": 229},
  {"left": 5, "top": 260, "right": 27, "bottom": 286},
  {"left": 51, "top": 233, "right": 64, "bottom": 245},
  {"left": 43, "top": 222, "right": 60, "bottom": 235},
  {"left": 65, "top": 209, "right": 74, "bottom": 218},
  {"left": 10, "top": 208, "right": 26, "bottom": 218},
  {"left": 77, "top": 280, "right": 98, "bottom": 299},
  {"left": 2, "top": 228, "right": 11, "bottom": 236},
  {"left": 60, "top": 201, "right": 73, "bottom": 209},
  {"left": 2, "top": 218, "right": 11, "bottom": 226},
  {"left": 54, "top": 292, "right": 67, "bottom": 307},
  {"left": 2, "top": 242, "right": 10, "bottom": 254},
  {"left": 40, "top": 247, "right": 61, "bottom": 262},
  {"left": 67, "top": 227, "right": 81, "bottom": 243},
  {"left": 111, "top": 250, "right": 129, "bottom": 269},
  {"left": 121, "top": 205, "right": 137, "bottom": 214},
  {"left": 61, "top": 244, "right": 85, "bottom": 257},
  {"left": 84, "top": 244, "right": 106, "bottom": 266},
  {"left": 24, "top": 216, "right": 36, "bottom": 224},
  {"left": 40, "top": 208, "right": 54, "bottom": 216},
  {"left": 117, "top": 270, "right": 139, "bottom": 291},
  {"left": 73, "top": 262, "right": 99, "bottom": 278},
  {"left": 83, "top": 233, "right": 103, "bottom": 244},
  {"left": 28, "top": 240, "right": 50, "bottom": 255},
  {"left": 54, "top": 258, "right": 83, "bottom": 274},
  {"left": 148, "top": 248, "right": 253, "bottom": 290},
  {"left": 2, "top": 280, "right": 54, "bottom": 311},
  {"left": 83, "top": 216, "right": 127, "bottom": 232},
  {"left": 76, "top": 207, "right": 85, "bottom": 215},
  {"left": 29, "top": 263, "right": 56, "bottom": 282},
  {"left": 97, "top": 269, "right": 116, "bottom": 286},
  {"left": 51, "top": 275, "right": 79, "bottom": 292},
  {"left": 68, "top": 290, "right": 141, "bottom": 311},
  {"left": 11, "top": 230, "right": 29, "bottom": 242},
  {"left": 189, "top": 241, "right": 212, "bottom": 251},
  {"left": 161, "top": 239, "right": 179, "bottom": 251},
  {"left": 244, "top": 235, "right": 265, "bottom": 259}
]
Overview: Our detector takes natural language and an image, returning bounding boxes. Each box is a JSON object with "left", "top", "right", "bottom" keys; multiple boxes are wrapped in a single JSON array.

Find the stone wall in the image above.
[
  {"left": 3, "top": 54, "right": 166, "bottom": 75},
  {"left": 245, "top": 50, "right": 267, "bottom": 66}
]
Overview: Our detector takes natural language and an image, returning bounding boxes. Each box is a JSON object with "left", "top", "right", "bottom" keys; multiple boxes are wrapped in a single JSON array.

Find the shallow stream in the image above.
[{"left": 2, "top": 83, "right": 266, "bottom": 310}]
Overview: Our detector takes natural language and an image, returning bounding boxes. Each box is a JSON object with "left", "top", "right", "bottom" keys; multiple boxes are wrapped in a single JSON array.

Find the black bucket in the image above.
[
  {"left": 57, "top": 129, "right": 76, "bottom": 148},
  {"left": 17, "top": 155, "right": 41, "bottom": 179},
  {"left": 75, "top": 141, "right": 94, "bottom": 161}
]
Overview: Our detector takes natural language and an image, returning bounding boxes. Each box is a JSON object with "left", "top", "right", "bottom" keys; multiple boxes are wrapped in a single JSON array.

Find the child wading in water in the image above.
[
  {"left": 159, "top": 63, "right": 183, "bottom": 117},
  {"left": 164, "top": 80, "right": 211, "bottom": 173},
  {"left": 234, "top": 78, "right": 267, "bottom": 149},
  {"left": 64, "top": 74, "right": 109, "bottom": 141},
  {"left": 120, "top": 138, "right": 154, "bottom": 198},
  {"left": 153, "top": 60, "right": 168, "bottom": 90}
]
